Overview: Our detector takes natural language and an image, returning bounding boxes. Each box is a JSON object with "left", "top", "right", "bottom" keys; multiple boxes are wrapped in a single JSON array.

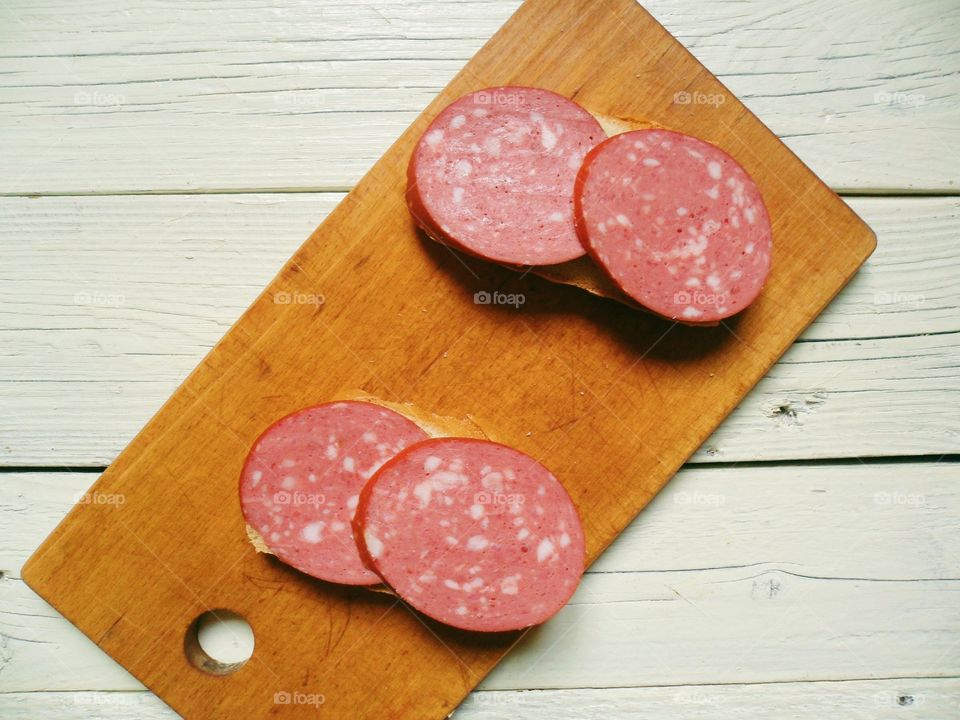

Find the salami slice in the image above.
[
  {"left": 575, "top": 129, "right": 772, "bottom": 323},
  {"left": 239, "top": 401, "right": 429, "bottom": 585},
  {"left": 355, "top": 438, "right": 585, "bottom": 631},
  {"left": 407, "top": 86, "right": 605, "bottom": 266}
]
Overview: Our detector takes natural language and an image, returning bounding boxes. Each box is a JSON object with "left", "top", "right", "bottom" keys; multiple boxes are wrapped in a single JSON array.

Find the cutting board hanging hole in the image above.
[{"left": 184, "top": 609, "right": 255, "bottom": 676}]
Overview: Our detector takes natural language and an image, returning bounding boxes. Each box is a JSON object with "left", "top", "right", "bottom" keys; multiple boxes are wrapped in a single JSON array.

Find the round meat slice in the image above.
[
  {"left": 355, "top": 438, "right": 585, "bottom": 631},
  {"left": 407, "top": 86, "right": 605, "bottom": 266},
  {"left": 575, "top": 129, "right": 772, "bottom": 322},
  {"left": 240, "top": 401, "right": 429, "bottom": 585}
]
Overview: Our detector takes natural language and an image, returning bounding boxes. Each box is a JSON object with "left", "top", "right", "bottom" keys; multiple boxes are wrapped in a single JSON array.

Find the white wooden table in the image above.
[{"left": 2, "top": 1, "right": 959, "bottom": 717}]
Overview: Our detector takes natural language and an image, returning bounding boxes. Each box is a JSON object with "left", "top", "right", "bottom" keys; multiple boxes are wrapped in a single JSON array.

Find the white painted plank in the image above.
[
  {"left": 592, "top": 461, "right": 960, "bottom": 579},
  {"left": 2, "top": 463, "right": 957, "bottom": 692},
  {"left": 0, "top": 0, "right": 957, "bottom": 194},
  {"left": 0, "top": 194, "right": 957, "bottom": 466},
  {"left": 489, "top": 568, "right": 960, "bottom": 689},
  {"left": 0, "top": 693, "right": 176, "bottom": 720},
  {"left": 800, "top": 198, "right": 958, "bottom": 341},
  {"left": 3, "top": 679, "right": 960, "bottom": 720},
  {"left": 700, "top": 332, "right": 960, "bottom": 462},
  {"left": 462, "top": 680, "right": 960, "bottom": 719}
]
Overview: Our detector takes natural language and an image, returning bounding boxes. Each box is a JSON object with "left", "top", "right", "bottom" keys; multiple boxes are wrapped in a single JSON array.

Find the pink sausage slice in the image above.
[
  {"left": 408, "top": 86, "right": 605, "bottom": 266},
  {"left": 239, "top": 401, "right": 428, "bottom": 586},
  {"left": 356, "top": 438, "right": 585, "bottom": 631},
  {"left": 575, "top": 129, "right": 772, "bottom": 322}
]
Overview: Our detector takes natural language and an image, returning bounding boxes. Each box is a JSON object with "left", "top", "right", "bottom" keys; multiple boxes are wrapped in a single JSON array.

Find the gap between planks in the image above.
[
  {"left": 2, "top": 453, "right": 959, "bottom": 473},
  {"left": 2, "top": 189, "right": 959, "bottom": 198}
]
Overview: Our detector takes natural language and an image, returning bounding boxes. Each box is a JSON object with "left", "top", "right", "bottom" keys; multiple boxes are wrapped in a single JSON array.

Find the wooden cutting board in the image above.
[{"left": 22, "top": 0, "right": 876, "bottom": 717}]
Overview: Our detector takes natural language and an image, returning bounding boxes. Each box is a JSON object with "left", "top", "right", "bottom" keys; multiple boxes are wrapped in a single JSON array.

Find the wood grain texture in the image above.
[
  {"left": 3, "top": 464, "right": 958, "bottom": 693},
  {"left": 18, "top": 0, "right": 876, "bottom": 718},
  {"left": 0, "top": 0, "right": 957, "bottom": 194},
  {"left": 1, "top": 195, "right": 952, "bottom": 467}
]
